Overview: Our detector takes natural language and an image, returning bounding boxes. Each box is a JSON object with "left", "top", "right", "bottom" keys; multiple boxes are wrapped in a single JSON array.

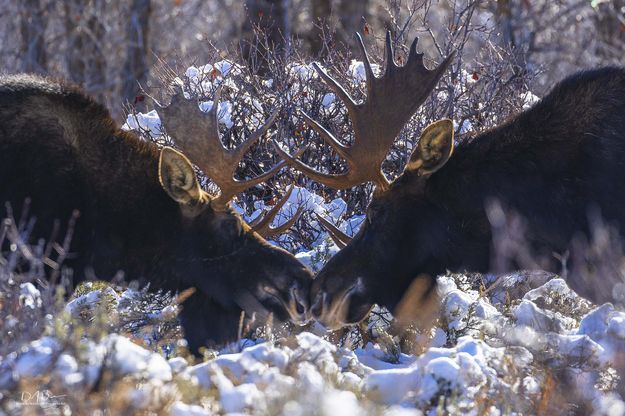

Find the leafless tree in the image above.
[
  {"left": 121, "top": 0, "right": 152, "bottom": 110},
  {"left": 64, "top": 0, "right": 107, "bottom": 102},
  {"left": 309, "top": 0, "right": 331, "bottom": 55},
  {"left": 18, "top": 0, "right": 49, "bottom": 73},
  {"left": 308, "top": 0, "right": 370, "bottom": 55},
  {"left": 593, "top": 0, "right": 625, "bottom": 60},
  {"left": 242, "top": 0, "right": 290, "bottom": 72}
]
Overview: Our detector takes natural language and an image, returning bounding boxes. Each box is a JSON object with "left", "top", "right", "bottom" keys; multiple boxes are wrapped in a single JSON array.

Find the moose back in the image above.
[{"left": 0, "top": 74, "right": 313, "bottom": 352}]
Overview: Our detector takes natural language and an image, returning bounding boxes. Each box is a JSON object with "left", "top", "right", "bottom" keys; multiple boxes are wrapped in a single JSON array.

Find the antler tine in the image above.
[
  {"left": 355, "top": 32, "right": 375, "bottom": 95},
  {"left": 227, "top": 144, "right": 307, "bottom": 199},
  {"left": 313, "top": 212, "right": 352, "bottom": 249},
  {"left": 408, "top": 35, "right": 422, "bottom": 63},
  {"left": 262, "top": 206, "right": 304, "bottom": 238},
  {"left": 250, "top": 185, "right": 295, "bottom": 229},
  {"left": 158, "top": 85, "right": 283, "bottom": 211},
  {"left": 226, "top": 143, "right": 308, "bottom": 211},
  {"left": 234, "top": 109, "right": 279, "bottom": 162},
  {"left": 384, "top": 31, "right": 396, "bottom": 75},
  {"left": 300, "top": 111, "right": 351, "bottom": 161},
  {"left": 251, "top": 185, "right": 304, "bottom": 238},
  {"left": 279, "top": 31, "right": 453, "bottom": 191},
  {"left": 223, "top": 159, "right": 287, "bottom": 195},
  {"left": 272, "top": 141, "right": 355, "bottom": 190},
  {"left": 311, "top": 63, "right": 357, "bottom": 114}
]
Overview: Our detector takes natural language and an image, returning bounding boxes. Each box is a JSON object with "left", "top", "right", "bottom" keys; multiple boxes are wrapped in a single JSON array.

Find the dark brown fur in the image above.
[
  {"left": 311, "top": 67, "right": 625, "bottom": 327},
  {"left": 0, "top": 74, "right": 312, "bottom": 352}
]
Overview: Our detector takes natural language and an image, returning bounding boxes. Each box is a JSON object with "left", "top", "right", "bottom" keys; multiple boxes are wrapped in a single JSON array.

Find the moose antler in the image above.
[
  {"left": 274, "top": 31, "right": 455, "bottom": 190},
  {"left": 313, "top": 213, "right": 352, "bottom": 249},
  {"left": 251, "top": 185, "right": 304, "bottom": 238},
  {"left": 158, "top": 86, "right": 284, "bottom": 211}
]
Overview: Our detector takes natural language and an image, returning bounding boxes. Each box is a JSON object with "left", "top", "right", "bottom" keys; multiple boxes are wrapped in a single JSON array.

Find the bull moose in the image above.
[
  {"left": 0, "top": 75, "right": 312, "bottom": 352},
  {"left": 277, "top": 32, "right": 625, "bottom": 329}
]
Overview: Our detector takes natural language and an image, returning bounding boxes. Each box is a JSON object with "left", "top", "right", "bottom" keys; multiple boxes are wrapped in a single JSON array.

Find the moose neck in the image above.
[
  {"left": 87, "top": 130, "right": 181, "bottom": 275},
  {"left": 425, "top": 69, "right": 625, "bottom": 273},
  {"left": 54, "top": 106, "right": 180, "bottom": 279}
]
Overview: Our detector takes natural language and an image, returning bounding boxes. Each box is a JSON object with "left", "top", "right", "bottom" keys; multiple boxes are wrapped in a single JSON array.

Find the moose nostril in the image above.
[
  {"left": 311, "top": 292, "right": 324, "bottom": 318},
  {"left": 291, "top": 288, "right": 308, "bottom": 316},
  {"left": 295, "top": 299, "right": 306, "bottom": 315}
]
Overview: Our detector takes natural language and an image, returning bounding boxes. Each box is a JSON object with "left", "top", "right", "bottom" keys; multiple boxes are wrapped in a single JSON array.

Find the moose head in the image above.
[
  {"left": 275, "top": 32, "right": 455, "bottom": 329},
  {"left": 154, "top": 85, "right": 315, "bottom": 346}
]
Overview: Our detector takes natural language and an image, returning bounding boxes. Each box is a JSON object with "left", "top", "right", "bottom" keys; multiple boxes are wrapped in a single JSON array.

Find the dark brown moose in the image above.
[
  {"left": 278, "top": 32, "right": 625, "bottom": 329},
  {"left": 0, "top": 75, "right": 312, "bottom": 352}
]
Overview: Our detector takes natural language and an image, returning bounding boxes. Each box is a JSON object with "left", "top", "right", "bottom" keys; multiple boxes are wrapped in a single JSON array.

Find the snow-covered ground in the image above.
[{"left": 2, "top": 269, "right": 625, "bottom": 415}]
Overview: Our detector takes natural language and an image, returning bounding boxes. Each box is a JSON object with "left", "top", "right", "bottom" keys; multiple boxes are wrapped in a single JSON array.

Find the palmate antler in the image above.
[
  {"left": 250, "top": 185, "right": 304, "bottom": 238},
  {"left": 274, "top": 31, "right": 455, "bottom": 190},
  {"left": 158, "top": 86, "right": 284, "bottom": 211}
]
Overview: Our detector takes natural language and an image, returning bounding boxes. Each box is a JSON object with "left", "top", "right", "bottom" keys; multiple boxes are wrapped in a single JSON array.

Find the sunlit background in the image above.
[{"left": 3, "top": 0, "right": 624, "bottom": 120}]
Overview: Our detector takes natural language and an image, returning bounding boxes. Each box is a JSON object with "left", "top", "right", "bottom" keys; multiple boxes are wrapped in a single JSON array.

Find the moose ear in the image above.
[
  {"left": 405, "top": 119, "right": 454, "bottom": 176},
  {"left": 158, "top": 147, "right": 203, "bottom": 206}
]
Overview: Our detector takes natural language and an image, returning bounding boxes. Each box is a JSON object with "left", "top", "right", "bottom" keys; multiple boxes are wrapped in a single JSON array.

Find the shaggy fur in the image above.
[
  {"left": 0, "top": 74, "right": 312, "bottom": 352},
  {"left": 312, "top": 67, "right": 625, "bottom": 325}
]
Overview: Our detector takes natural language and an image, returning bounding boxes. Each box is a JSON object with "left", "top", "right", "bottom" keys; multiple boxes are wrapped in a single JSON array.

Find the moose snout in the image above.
[
  {"left": 310, "top": 274, "right": 348, "bottom": 329},
  {"left": 310, "top": 275, "right": 372, "bottom": 330},
  {"left": 310, "top": 292, "right": 324, "bottom": 319},
  {"left": 288, "top": 285, "right": 310, "bottom": 324},
  {"left": 280, "top": 263, "right": 315, "bottom": 324}
]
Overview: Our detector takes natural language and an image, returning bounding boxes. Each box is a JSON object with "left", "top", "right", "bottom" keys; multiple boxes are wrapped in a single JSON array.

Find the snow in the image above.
[
  {"left": 5, "top": 240, "right": 625, "bottom": 414},
  {"left": 321, "top": 390, "right": 360, "bottom": 415},
  {"left": 14, "top": 337, "right": 59, "bottom": 378},
  {"left": 425, "top": 356, "right": 461, "bottom": 384},
  {"left": 198, "top": 99, "right": 234, "bottom": 128},
  {"left": 384, "top": 407, "right": 423, "bottom": 416},
  {"left": 19, "top": 282, "right": 41, "bottom": 309},
  {"left": 441, "top": 289, "right": 476, "bottom": 331},
  {"left": 213, "top": 60, "right": 240, "bottom": 77},
  {"left": 220, "top": 382, "right": 262, "bottom": 413},
  {"left": 287, "top": 62, "right": 318, "bottom": 80},
  {"left": 578, "top": 303, "right": 625, "bottom": 367},
  {"left": 0, "top": 333, "right": 171, "bottom": 391},
  {"left": 594, "top": 393, "right": 625, "bottom": 416},
  {"left": 65, "top": 285, "right": 120, "bottom": 315},
  {"left": 362, "top": 366, "right": 419, "bottom": 404},
  {"left": 458, "top": 118, "right": 473, "bottom": 134},
  {"left": 168, "top": 356, "right": 188, "bottom": 373},
  {"left": 514, "top": 299, "right": 564, "bottom": 331},
  {"left": 354, "top": 342, "right": 415, "bottom": 370},
  {"left": 148, "top": 304, "right": 178, "bottom": 321},
  {"left": 521, "top": 91, "right": 540, "bottom": 109},
  {"left": 3, "top": 270, "right": 625, "bottom": 414},
  {"left": 608, "top": 314, "right": 625, "bottom": 338},
  {"left": 349, "top": 59, "right": 381, "bottom": 83},
  {"left": 170, "top": 402, "right": 210, "bottom": 416},
  {"left": 107, "top": 334, "right": 172, "bottom": 381},
  {"left": 321, "top": 93, "right": 335, "bottom": 108},
  {"left": 123, "top": 109, "right": 163, "bottom": 136},
  {"left": 524, "top": 277, "right": 575, "bottom": 301},
  {"left": 474, "top": 298, "right": 500, "bottom": 319}
]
